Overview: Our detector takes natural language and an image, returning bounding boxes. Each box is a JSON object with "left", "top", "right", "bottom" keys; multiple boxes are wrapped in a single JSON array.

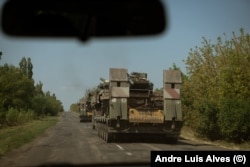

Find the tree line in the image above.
[
  {"left": 181, "top": 28, "right": 250, "bottom": 143},
  {"left": 0, "top": 56, "right": 64, "bottom": 127}
]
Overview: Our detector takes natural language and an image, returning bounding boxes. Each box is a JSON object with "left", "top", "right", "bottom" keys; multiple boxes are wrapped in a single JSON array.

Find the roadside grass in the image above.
[
  {"left": 0, "top": 116, "right": 59, "bottom": 156},
  {"left": 180, "top": 126, "right": 250, "bottom": 150}
]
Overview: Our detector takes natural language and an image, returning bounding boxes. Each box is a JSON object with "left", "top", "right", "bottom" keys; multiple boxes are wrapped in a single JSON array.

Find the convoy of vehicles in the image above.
[
  {"left": 78, "top": 97, "right": 93, "bottom": 122},
  {"left": 80, "top": 68, "right": 183, "bottom": 143}
]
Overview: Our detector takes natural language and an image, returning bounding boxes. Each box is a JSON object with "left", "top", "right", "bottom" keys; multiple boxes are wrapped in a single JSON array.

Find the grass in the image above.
[
  {"left": 0, "top": 116, "right": 59, "bottom": 156},
  {"left": 180, "top": 126, "right": 250, "bottom": 150}
]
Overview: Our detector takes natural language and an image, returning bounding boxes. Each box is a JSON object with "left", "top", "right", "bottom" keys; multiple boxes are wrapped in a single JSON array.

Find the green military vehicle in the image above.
[{"left": 91, "top": 68, "right": 183, "bottom": 143}]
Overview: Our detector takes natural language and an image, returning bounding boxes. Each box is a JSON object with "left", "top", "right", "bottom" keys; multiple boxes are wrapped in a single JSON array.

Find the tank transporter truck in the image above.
[
  {"left": 79, "top": 97, "right": 93, "bottom": 122},
  {"left": 92, "top": 68, "right": 183, "bottom": 142}
]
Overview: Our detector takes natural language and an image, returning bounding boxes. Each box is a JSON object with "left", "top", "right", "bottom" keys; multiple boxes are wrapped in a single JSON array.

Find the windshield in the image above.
[{"left": 0, "top": 0, "right": 250, "bottom": 166}]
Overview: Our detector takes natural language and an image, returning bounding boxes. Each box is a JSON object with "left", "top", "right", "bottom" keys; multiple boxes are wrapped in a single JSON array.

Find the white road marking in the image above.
[
  {"left": 125, "top": 152, "right": 133, "bottom": 156},
  {"left": 115, "top": 144, "right": 133, "bottom": 156},
  {"left": 141, "top": 143, "right": 162, "bottom": 151},
  {"left": 115, "top": 144, "right": 125, "bottom": 150}
]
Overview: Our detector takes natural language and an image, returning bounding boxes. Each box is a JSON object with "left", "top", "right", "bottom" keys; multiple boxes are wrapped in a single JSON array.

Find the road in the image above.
[{"left": 0, "top": 112, "right": 230, "bottom": 167}]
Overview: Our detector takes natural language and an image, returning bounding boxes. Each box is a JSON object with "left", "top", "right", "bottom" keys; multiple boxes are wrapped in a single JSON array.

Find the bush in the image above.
[
  {"left": 195, "top": 99, "right": 221, "bottom": 140},
  {"left": 4, "top": 108, "right": 37, "bottom": 127},
  {"left": 27, "top": 109, "right": 36, "bottom": 120},
  {"left": 17, "top": 109, "right": 26, "bottom": 125},
  {"left": 0, "top": 112, "right": 6, "bottom": 127},
  {"left": 5, "top": 108, "right": 19, "bottom": 126},
  {"left": 218, "top": 97, "right": 250, "bottom": 143}
]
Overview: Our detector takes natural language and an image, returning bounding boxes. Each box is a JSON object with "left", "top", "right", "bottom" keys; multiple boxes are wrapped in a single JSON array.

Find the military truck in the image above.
[
  {"left": 79, "top": 97, "right": 92, "bottom": 122},
  {"left": 91, "top": 68, "right": 183, "bottom": 142}
]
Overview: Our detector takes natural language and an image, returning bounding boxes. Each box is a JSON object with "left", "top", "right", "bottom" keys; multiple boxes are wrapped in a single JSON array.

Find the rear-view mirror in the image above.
[{"left": 1, "top": 0, "right": 167, "bottom": 41}]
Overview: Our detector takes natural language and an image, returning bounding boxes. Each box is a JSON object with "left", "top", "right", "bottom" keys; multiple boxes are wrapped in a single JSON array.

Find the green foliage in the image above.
[
  {"left": 43, "top": 95, "right": 63, "bottom": 116},
  {"left": 0, "top": 116, "right": 58, "bottom": 156},
  {"left": 218, "top": 97, "right": 250, "bottom": 143},
  {"left": 5, "top": 108, "right": 18, "bottom": 126},
  {"left": 70, "top": 103, "right": 79, "bottom": 113},
  {"left": 31, "top": 93, "right": 64, "bottom": 117},
  {"left": 0, "top": 56, "right": 63, "bottom": 127},
  {"left": 0, "top": 64, "right": 35, "bottom": 110},
  {"left": 27, "top": 57, "right": 33, "bottom": 79},
  {"left": 32, "top": 96, "right": 47, "bottom": 117},
  {"left": 0, "top": 111, "right": 6, "bottom": 126},
  {"left": 34, "top": 81, "right": 44, "bottom": 96},
  {"left": 195, "top": 99, "right": 220, "bottom": 140},
  {"left": 19, "top": 57, "right": 33, "bottom": 79},
  {"left": 183, "top": 28, "right": 250, "bottom": 143},
  {"left": 4, "top": 108, "right": 36, "bottom": 126},
  {"left": 19, "top": 57, "right": 27, "bottom": 75}
]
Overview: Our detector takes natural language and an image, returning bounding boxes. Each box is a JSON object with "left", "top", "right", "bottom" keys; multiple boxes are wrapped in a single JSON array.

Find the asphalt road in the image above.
[{"left": 0, "top": 112, "right": 230, "bottom": 167}]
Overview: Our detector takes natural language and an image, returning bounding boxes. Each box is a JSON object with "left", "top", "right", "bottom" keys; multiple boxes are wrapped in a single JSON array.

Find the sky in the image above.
[{"left": 0, "top": 0, "right": 250, "bottom": 111}]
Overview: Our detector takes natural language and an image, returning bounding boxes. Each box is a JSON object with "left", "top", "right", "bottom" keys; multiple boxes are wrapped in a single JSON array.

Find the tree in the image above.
[
  {"left": 27, "top": 57, "right": 33, "bottom": 79},
  {"left": 45, "top": 91, "right": 51, "bottom": 97},
  {"left": 70, "top": 103, "right": 79, "bottom": 112},
  {"left": 19, "top": 57, "right": 27, "bottom": 75},
  {"left": 35, "top": 81, "right": 44, "bottom": 96},
  {"left": 0, "top": 57, "right": 63, "bottom": 126},
  {"left": 0, "top": 64, "right": 35, "bottom": 110},
  {"left": 183, "top": 28, "right": 250, "bottom": 143},
  {"left": 19, "top": 57, "right": 33, "bottom": 79},
  {"left": 32, "top": 94, "right": 63, "bottom": 117}
]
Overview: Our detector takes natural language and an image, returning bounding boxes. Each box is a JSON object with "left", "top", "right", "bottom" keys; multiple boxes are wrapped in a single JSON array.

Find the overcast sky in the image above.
[{"left": 1, "top": 0, "right": 250, "bottom": 110}]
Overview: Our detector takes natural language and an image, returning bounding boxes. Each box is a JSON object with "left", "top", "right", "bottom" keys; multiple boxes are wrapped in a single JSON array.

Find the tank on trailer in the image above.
[
  {"left": 92, "top": 68, "right": 183, "bottom": 143},
  {"left": 92, "top": 68, "right": 129, "bottom": 142},
  {"left": 79, "top": 96, "right": 93, "bottom": 122}
]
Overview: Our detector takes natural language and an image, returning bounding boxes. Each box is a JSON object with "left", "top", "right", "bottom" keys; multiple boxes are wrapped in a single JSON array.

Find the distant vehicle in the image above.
[
  {"left": 91, "top": 68, "right": 183, "bottom": 143},
  {"left": 78, "top": 98, "right": 92, "bottom": 122}
]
